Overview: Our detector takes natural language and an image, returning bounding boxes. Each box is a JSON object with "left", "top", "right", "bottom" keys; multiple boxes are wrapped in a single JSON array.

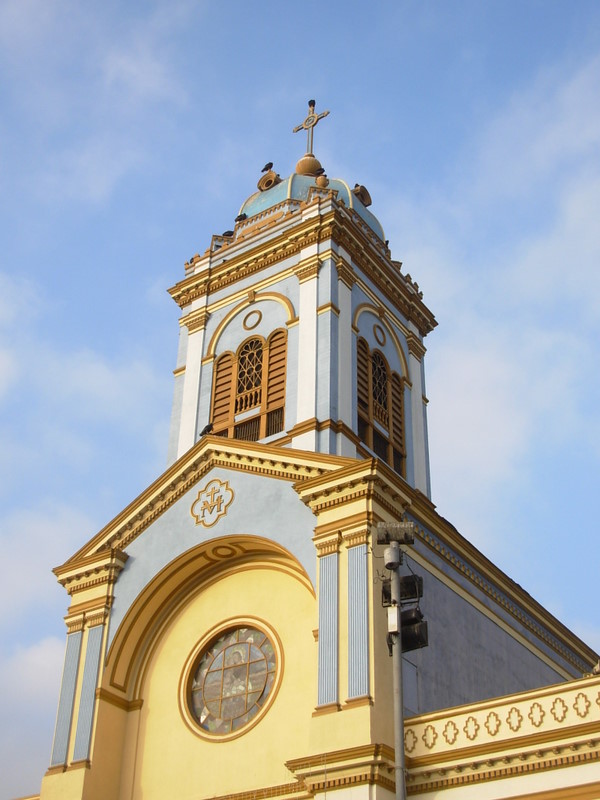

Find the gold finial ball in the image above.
[
  {"left": 315, "top": 175, "right": 329, "bottom": 188},
  {"left": 295, "top": 153, "right": 323, "bottom": 176}
]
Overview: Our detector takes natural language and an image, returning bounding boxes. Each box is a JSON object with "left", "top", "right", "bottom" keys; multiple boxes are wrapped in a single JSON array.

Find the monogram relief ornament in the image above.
[{"left": 191, "top": 479, "right": 234, "bottom": 527}]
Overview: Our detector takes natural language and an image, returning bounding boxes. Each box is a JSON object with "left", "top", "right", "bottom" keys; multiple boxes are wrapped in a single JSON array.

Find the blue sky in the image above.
[{"left": 1, "top": 1, "right": 600, "bottom": 797}]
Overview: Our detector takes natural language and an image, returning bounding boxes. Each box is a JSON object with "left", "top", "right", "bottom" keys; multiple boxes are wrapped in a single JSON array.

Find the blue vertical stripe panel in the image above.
[
  {"left": 348, "top": 544, "right": 369, "bottom": 697},
  {"left": 50, "top": 630, "right": 83, "bottom": 767},
  {"left": 73, "top": 625, "right": 104, "bottom": 762},
  {"left": 317, "top": 553, "right": 338, "bottom": 706}
]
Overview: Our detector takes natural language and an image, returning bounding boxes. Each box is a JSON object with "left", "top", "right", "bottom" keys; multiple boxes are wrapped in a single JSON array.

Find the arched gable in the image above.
[{"left": 104, "top": 535, "right": 314, "bottom": 702}]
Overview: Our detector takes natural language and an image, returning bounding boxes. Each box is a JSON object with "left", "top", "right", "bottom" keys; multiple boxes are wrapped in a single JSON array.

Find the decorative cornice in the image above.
[
  {"left": 294, "top": 255, "right": 322, "bottom": 283},
  {"left": 54, "top": 548, "right": 128, "bottom": 598},
  {"left": 313, "top": 532, "right": 342, "bottom": 556},
  {"left": 181, "top": 307, "right": 210, "bottom": 333},
  {"left": 66, "top": 615, "right": 85, "bottom": 634},
  {"left": 168, "top": 209, "right": 330, "bottom": 307},
  {"left": 329, "top": 217, "right": 436, "bottom": 336},
  {"left": 342, "top": 528, "right": 370, "bottom": 547},
  {"left": 406, "top": 332, "right": 427, "bottom": 360},
  {"left": 168, "top": 192, "right": 436, "bottom": 336},
  {"left": 85, "top": 609, "right": 108, "bottom": 628},
  {"left": 407, "top": 744, "right": 600, "bottom": 794},
  {"left": 336, "top": 258, "right": 356, "bottom": 289}
]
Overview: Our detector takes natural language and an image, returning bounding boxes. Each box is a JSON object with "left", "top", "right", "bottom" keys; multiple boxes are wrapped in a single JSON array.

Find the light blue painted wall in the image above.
[
  {"left": 387, "top": 516, "right": 583, "bottom": 712},
  {"left": 107, "top": 468, "right": 317, "bottom": 647},
  {"left": 212, "top": 294, "right": 293, "bottom": 356},
  {"left": 316, "top": 310, "right": 338, "bottom": 423}
]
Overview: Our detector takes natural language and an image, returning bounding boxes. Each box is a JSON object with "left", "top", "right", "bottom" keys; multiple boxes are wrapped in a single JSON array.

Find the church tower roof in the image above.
[{"left": 239, "top": 100, "right": 385, "bottom": 241}]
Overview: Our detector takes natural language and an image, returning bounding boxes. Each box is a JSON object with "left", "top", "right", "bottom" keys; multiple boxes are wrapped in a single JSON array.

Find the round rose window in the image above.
[{"left": 189, "top": 626, "right": 276, "bottom": 735}]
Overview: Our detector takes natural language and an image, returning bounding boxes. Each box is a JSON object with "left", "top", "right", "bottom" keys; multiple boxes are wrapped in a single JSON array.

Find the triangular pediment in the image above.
[{"left": 56, "top": 436, "right": 358, "bottom": 574}]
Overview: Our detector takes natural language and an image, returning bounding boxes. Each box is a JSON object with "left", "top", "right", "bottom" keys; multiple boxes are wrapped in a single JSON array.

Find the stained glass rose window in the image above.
[{"left": 189, "top": 626, "right": 276, "bottom": 735}]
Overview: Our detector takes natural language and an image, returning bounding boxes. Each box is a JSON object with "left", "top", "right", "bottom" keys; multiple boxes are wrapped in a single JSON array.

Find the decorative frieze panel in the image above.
[
  {"left": 405, "top": 675, "right": 600, "bottom": 793},
  {"left": 405, "top": 675, "right": 600, "bottom": 759}
]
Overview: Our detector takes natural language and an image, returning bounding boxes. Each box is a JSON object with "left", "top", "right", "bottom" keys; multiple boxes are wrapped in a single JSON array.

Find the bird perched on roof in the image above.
[
  {"left": 199, "top": 423, "right": 213, "bottom": 437},
  {"left": 261, "top": 162, "right": 273, "bottom": 172}
]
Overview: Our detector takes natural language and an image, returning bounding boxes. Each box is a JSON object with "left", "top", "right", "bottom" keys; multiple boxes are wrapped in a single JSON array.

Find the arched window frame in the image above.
[
  {"left": 356, "top": 337, "right": 405, "bottom": 475},
  {"left": 210, "top": 329, "right": 287, "bottom": 442}
]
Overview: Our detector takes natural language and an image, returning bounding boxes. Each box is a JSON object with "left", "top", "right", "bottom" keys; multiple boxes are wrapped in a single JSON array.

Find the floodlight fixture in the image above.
[{"left": 376, "top": 519, "right": 416, "bottom": 545}]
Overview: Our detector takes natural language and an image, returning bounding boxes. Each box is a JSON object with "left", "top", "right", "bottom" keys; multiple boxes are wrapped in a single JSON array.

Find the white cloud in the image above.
[
  {"left": 507, "top": 170, "right": 600, "bottom": 321},
  {"left": 0, "top": 504, "right": 93, "bottom": 631},
  {"left": 0, "top": 271, "right": 40, "bottom": 328},
  {"left": 33, "top": 347, "right": 166, "bottom": 431},
  {"left": 466, "top": 54, "right": 600, "bottom": 204},
  {"left": 1, "top": 3, "right": 193, "bottom": 206}
]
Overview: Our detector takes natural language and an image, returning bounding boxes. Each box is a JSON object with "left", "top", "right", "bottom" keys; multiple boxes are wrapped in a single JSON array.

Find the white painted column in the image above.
[
  {"left": 336, "top": 259, "right": 355, "bottom": 456},
  {"left": 176, "top": 309, "right": 209, "bottom": 459},
  {"left": 407, "top": 334, "right": 430, "bottom": 496},
  {"left": 293, "top": 252, "right": 319, "bottom": 450}
]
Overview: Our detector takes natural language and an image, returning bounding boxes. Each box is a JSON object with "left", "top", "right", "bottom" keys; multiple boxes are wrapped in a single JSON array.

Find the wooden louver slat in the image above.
[
  {"left": 266, "top": 330, "right": 286, "bottom": 409},
  {"left": 212, "top": 353, "right": 234, "bottom": 428},
  {"left": 357, "top": 338, "right": 370, "bottom": 412}
]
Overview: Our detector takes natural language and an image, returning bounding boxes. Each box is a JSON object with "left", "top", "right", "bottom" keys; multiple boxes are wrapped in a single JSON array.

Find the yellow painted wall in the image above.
[{"left": 128, "top": 564, "right": 317, "bottom": 799}]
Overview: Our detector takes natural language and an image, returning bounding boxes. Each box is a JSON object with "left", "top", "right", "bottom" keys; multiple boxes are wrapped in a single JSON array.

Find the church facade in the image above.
[{"left": 35, "top": 105, "right": 599, "bottom": 800}]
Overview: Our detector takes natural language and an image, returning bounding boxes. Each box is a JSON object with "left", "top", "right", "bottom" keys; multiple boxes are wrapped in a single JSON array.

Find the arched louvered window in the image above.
[
  {"left": 356, "top": 337, "right": 405, "bottom": 475},
  {"left": 210, "top": 329, "right": 287, "bottom": 442}
]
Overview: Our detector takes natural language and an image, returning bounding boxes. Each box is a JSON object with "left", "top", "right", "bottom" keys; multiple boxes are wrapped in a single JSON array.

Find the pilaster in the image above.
[
  {"left": 45, "top": 549, "right": 127, "bottom": 782},
  {"left": 176, "top": 308, "right": 210, "bottom": 458},
  {"left": 407, "top": 332, "right": 430, "bottom": 496},
  {"left": 293, "top": 252, "right": 321, "bottom": 450}
]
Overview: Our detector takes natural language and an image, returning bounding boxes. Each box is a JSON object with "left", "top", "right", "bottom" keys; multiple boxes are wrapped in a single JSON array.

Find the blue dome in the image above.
[{"left": 239, "top": 174, "right": 385, "bottom": 241}]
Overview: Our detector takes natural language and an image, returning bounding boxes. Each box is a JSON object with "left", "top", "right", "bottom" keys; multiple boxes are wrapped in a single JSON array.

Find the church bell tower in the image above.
[{"left": 167, "top": 100, "right": 436, "bottom": 496}]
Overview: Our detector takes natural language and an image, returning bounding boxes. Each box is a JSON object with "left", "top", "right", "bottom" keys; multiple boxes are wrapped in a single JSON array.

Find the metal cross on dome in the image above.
[{"left": 293, "top": 99, "right": 330, "bottom": 155}]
